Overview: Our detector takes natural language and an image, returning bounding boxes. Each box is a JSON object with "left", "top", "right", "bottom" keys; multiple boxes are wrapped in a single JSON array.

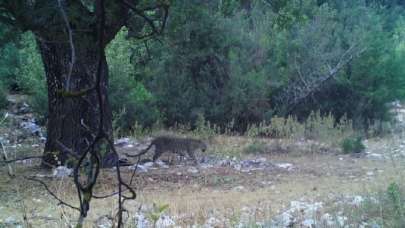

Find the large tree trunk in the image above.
[{"left": 36, "top": 35, "right": 115, "bottom": 168}]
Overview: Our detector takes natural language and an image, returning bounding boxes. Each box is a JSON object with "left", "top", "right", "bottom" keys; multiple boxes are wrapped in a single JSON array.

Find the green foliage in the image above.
[
  {"left": 387, "top": 182, "right": 404, "bottom": 218},
  {"left": 126, "top": 0, "right": 405, "bottom": 132},
  {"left": 137, "top": 0, "right": 273, "bottom": 130},
  {"left": 0, "top": 42, "right": 20, "bottom": 90},
  {"left": 146, "top": 1, "right": 235, "bottom": 126},
  {"left": 245, "top": 111, "right": 353, "bottom": 145},
  {"left": 192, "top": 114, "right": 220, "bottom": 138},
  {"left": 243, "top": 141, "right": 268, "bottom": 154},
  {"left": 352, "top": 182, "right": 405, "bottom": 227},
  {"left": 1, "top": 0, "right": 404, "bottom": 134},
  {"left": 341, "top": 136, "right": 365, "bottom": 154},
  {"left": 0, "top": 23, "right": 22, "bottom": 90},
  {"left": 0, "top": 82, "right": 8, "bottom": 110},
  {"left": 0, "top": 31, "right": 47, "bottom": 119},
  {"left": 146, "top": 203, "right": 170, "bottom": 227},
  {"left": 16, "top": 32, "right": 48, "bottom": 120},
  {"left": 319, "top": 182, "right": 405, "bottom": 228},
  {"left": 106, "top": 28, "right": 160, "bottom": 134}
]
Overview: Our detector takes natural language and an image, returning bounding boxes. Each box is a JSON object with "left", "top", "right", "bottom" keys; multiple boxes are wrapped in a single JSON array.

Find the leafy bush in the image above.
[
  {"left": 341, "top": 136, "right": 365, "bottom": 154},
  {"left": 11, "top": 32, "right": 48, "bottom": 120},
  {"left": 129, "top": 0, "right": 405, "bottom": 131},
  {"left": 243, "top": 141, "right": 268, "bottom": 154},
  {"left": 386, "top": 182, "right": 405, "bottom": 223},
  {"left": 0, "top": 82, "right": 8, "bottom": 110},
  {"left": 345, "top": 182, "right": 405, "bottom": 227},
  {"left": 106, "top": 28, "right": 160, "bottom": 134},
  {"left": 3, "top": 0, "right": 404, "bottom": 134},
  {"left": 0, "top": 42, "right": 19, "bottom": 90},
  {"left": 192, "top": 114, "right": 220, "bottom": 139},
  {"left": 245, "top": 112, "right": 353, "bottom": 146}
]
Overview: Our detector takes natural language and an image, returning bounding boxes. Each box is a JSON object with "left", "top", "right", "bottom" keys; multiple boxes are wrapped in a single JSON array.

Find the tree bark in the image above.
[{"left": 36, "top": 35, "right": 115, "bottom": 168}]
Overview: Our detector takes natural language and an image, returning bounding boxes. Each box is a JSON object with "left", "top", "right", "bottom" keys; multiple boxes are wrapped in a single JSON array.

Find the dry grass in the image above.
[
  {"left": 1, "top": 122, "right": 404, "bottom": 227},
  {"left": 1, "top": 146, "right": 404, "bottom": 227}
]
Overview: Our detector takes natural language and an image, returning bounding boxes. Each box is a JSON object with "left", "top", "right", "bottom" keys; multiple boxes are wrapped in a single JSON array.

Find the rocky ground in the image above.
[{"left": 0, "top": 96, "right": 405, "bottom": 227}]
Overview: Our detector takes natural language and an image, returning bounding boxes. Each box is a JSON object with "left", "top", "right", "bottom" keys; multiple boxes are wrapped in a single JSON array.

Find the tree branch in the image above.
[
  {"left": 121, "top": 0, "right": 169, "bottom": 39},
  {"left": 56, "top": 0, "right": 76, "bottom": 91},
  {"left": 25, "top": 176, "right": 81, "bottom": 211}
]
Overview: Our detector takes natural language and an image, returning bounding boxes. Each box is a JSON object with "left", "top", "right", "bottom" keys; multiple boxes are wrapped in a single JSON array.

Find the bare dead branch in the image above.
[
  {"left": 121, "top": 0, "right": 169, "bottom": 39},
  {"left": 55, "top": 140, "right": 80, "bottom": 159},
  {"left": 275, "top": 44, "right": 367, "bottom": 114},
  {"left": 25, "top": 176, "right": 81, "bottom": 211},
  {"left": 0, "top": 155, "right": 44, "bottom": 164},
  {"left": 0, "top": 139, "right": 14, "bottom": 176}
]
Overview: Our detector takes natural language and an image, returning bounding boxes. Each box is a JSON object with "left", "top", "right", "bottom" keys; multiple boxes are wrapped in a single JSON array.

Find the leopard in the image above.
[{"left": 128, "top": 136, "right": 207, "bottom": 165}]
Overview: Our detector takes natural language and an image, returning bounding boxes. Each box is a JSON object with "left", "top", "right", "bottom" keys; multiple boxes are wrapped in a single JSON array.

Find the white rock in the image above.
[
  {"left": 5, "top": 217, "right": 17, "bottom": 224},
  {"left": 114, "top": 137, "right": 131, "bottom": 146},
  {"left": 272, "top": 212, "right": 294, "bottom": 227},
  {"left": 20, "top": 121, "right": 42, "bottom": 136},
  {"left": 200, "top": 164, "right": 213, "bottom": 169},
  {"left": 359, "top": 222, "right": 369, "bottom": 228},
  {"left": 96, "top": 216, "right": 113, "bottom": 228},
  {"left": 144, "top": 162, "right": 155, "bottom": 168},
  {"left": 156, "top": 160, "right": 169, "bottom": 168},
  {"left": 301, "top": 218, "right": 315, "bottom": 227},
  {"left": 233, "top": 186, "right": 245, "bottom": 192},
  {"left": 187, "top": 167, "right": 199, "bottom": 174},
  {"left": 289, "top": 201, "right": 322, "bottom": 218},
  {"left": 134, "top": 213, "right": 149, "bottom": 228},
  {"left": 336, "top": 216, "right": 347, "bottom": 226},
  {"left": 367, "top": 153, "right": 384, "bottom": 160},
  {"left": 366, "top": 171, "right": 374, "bottom": 176},
  {"left": 321, "top": 213, "right": 335, "bottom": 226},
  {"left": 128, "top": 164, "right": 148, "bottom": 173},
  {"left": 52, "top": 166, "right": 73, "bottom": 178},
  {"left": 260, "top": 181, "right": 272, "bottom": 186},
  {"left": 204, "top": 217, "right": 221, "bottom": 228},
  {"left": 233, "top": 164, "right": 242, "bottom": 171},
  {"left": 156, "top": 215, "right": 175, "bottom": 228},
  {"left": 351, "top": 195, "right": 364, "bottom": 206},
  {"left": 276, "top": 163, "right": 294, "bottom": 170}
]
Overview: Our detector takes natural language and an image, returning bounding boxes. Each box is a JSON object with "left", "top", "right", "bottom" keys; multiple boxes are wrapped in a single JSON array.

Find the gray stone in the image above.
[
  {"left": 134, "top": 213, "right": 149, "bottom": 228},
  {"left": 301, "top": 219, "right": 315, "bottom": 227},
  {"left": 52, "top": 166, "right": 73, "bottom": 178},
  {"left": 187, "top": 167, "right": 199, "bottom": 174},
  {"left": 128, "top": 164, "right": 148, "bottom": 173},
  {"left": 156, "top": 215, "right": 175, "bottom": 228},
  {"left": 276, "top": 163, "right": 294, "bottom": 170},
  {"left": 233, "top": 185, "right": 246, "bottom": 192}
]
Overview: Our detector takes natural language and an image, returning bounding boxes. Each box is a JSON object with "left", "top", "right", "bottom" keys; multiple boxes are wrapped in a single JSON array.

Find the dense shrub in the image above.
[
  {"left": 0, "top": 43, "right": 19, "bottom": 90},
  {"left": 243, "top": 141, "right": 268, "bottom": 154},
  {"left": 341, "top": 136, "right": 366, "bottom": 154},
  {"left": 0, "top": 82, "right": 8, "bottom": 110},
  {"left": 138, "top": 0, "right": 273, "bottom": 129},
  {"left": 342, "top": 182, "right": 405, "bottom": 227},
  {"left": 130, "top": 0, "right": 405, "bottom": 131},
  {"left": 2, "top": 0, "right": 405, "bottom": 134},
  {"left": 16, "top": 33, "right": 48, "bottom": 120},
  {"left": 106, "top": 28, "right": 160, "bottom": 134}
]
